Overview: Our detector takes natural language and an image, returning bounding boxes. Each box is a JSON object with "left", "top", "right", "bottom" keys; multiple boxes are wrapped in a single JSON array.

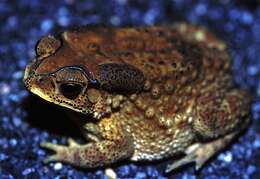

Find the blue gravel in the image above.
[{"left": 0, "top": 0, "right": 260, "bottom": 178}]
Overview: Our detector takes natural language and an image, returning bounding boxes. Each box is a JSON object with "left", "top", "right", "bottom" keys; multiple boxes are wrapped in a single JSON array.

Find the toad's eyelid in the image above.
[{"left": 37, "top": 65, "right": 99, "bottom": 85}]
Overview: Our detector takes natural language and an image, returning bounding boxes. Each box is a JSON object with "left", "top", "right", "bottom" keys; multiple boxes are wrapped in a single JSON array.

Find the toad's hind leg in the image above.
[
  {"left": 166, "top": 131, "right": 238, "bottom": 173},
  {"left": 194, "top": 89, "right": 251, "bottom": 139},
  {"left": 166, "top": 89, "right": 251, "bottom": 173}
]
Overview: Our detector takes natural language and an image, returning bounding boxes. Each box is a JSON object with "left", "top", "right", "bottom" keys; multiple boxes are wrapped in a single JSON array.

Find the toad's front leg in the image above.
[{"left": 41, "top": 117, "right": 134, "bottom": 168}]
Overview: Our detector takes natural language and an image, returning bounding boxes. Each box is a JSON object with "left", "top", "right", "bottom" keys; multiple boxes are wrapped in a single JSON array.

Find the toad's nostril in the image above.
[
  {"left": 51, "top": 80, "right": 56, "bottom": 89},
  {"left": 24, "top": 64, "right": 34, "bottom": 82}
]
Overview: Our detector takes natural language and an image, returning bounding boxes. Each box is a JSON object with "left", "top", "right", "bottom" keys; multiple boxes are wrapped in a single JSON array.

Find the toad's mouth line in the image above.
[
  {"left": 30, "top": 86, "right": 95, "bottom": 116},
  {"left": 30, "top": 87, "right": 54, "bottom": 104}
]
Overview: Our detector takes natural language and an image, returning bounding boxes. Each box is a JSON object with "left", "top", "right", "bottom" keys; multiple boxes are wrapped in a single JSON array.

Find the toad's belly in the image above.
[{"left": 118, "top": 101, "right": 196, "bottom": 161}]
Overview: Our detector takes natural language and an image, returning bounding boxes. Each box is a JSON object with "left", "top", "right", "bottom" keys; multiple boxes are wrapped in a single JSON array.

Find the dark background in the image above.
[{"left": 0, "top": 0, "right": 260, "bottom": 178}]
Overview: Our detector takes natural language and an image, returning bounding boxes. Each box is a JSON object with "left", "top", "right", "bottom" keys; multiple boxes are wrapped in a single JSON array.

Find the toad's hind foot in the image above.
[{"left": 166, "top": 132, "right": 237, "bottom": 173}]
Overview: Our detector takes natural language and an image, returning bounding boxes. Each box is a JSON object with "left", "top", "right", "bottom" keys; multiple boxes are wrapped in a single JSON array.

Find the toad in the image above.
[{"left": 23, "top": 23, "right": 251, "bottom": 172}]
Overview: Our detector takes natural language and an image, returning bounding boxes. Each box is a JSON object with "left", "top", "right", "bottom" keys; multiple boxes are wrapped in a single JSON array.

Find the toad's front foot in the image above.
[
  {"left": 40, "top": 137, "right": 134, "bottom": 168},
  {"left": 166, "top": 132, "right": 237, "bottom": 173},
  {"left": 40, "top": 138, "right": 81, "bottom": 164}
]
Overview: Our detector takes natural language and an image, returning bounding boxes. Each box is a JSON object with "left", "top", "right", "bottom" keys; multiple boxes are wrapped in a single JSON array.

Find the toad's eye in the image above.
[{"left": 59, "top": 83, "right": 83, "bottom": 100}]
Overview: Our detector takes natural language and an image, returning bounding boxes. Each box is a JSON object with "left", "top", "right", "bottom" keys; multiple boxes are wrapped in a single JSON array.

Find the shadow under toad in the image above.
[{"left": 22, "top": 94, "right": 81, "bottom": 138}]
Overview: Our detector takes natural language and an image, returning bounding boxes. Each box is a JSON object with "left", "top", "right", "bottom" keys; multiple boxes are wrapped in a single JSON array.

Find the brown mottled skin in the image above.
[{"left": 23, "top": 23, "right": 251, "bottom": 172}]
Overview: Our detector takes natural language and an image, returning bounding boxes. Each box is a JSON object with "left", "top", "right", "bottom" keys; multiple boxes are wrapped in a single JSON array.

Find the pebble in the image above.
[
  {"left": 105, "top": 168, "right": 117, "bottom": 179},
  {"left": 218, "top": 152, "right": 233, "bottom": 163},
  {"left": 54, "top": 163, "right": 63, "bottom": 171},
  {"left": 22, "top": 168, "right": 35, "bottom": 176}
]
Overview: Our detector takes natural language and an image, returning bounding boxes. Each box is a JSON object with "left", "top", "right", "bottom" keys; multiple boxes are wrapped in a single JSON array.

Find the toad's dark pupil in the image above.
[{"left": 60, "top": 83, "right": 83, "bottom": 99}]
